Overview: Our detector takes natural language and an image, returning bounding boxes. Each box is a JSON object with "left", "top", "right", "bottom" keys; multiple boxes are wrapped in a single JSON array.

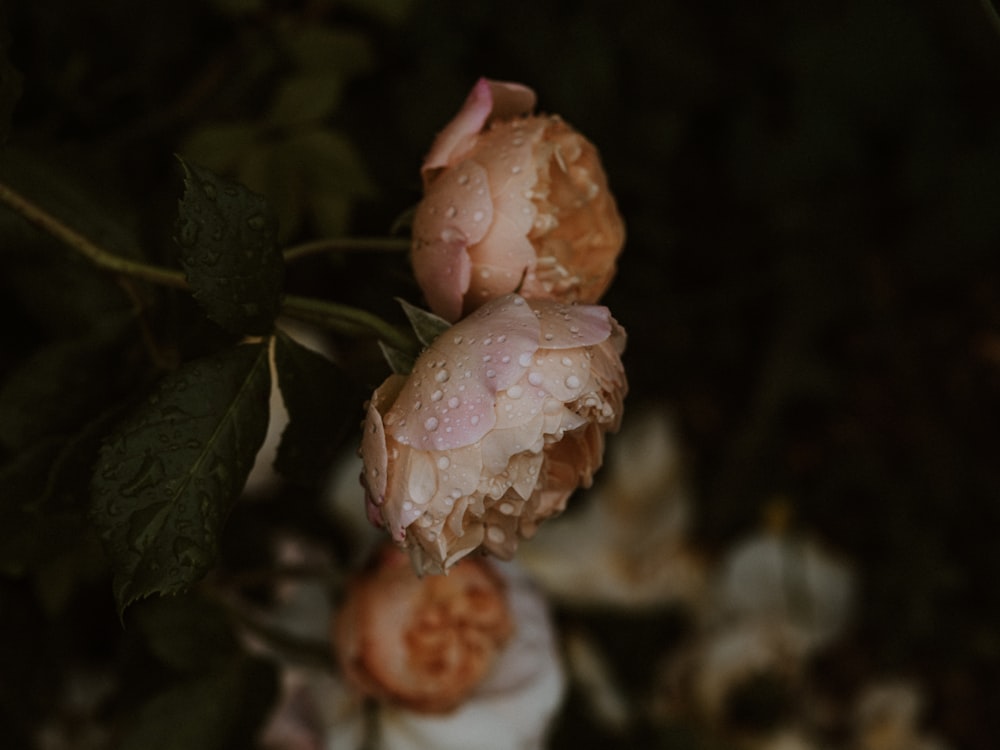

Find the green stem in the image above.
[
  {"left": 282, "top": 235, "right": 410, "bottom": 263},
  {"left": 0, "top": 180, "right": 189, "bottom": 289},
  {"left": 0, "top": 179, "right": 413, "bottom": 348},
  {"left": 282, "top": 294, "right": 413, "bottom": 352}
]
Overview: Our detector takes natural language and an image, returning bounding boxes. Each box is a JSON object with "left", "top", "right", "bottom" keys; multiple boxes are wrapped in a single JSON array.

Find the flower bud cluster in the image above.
[{"left": 361, "top": 78, "right": 629, "bottom": 573}]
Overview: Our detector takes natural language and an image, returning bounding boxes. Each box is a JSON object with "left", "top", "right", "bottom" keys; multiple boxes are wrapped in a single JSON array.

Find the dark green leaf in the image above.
[
  {"left": 90, "top": 343, "right": 271, "bottom": 615},
  {"left": 378, "top": 340, "right": 416, "bottom": 375},
  {"left": 0, "top": 323, "right": 135, "bottom": 451},
  {"left": 273, "top": 331, "right": 358, "bottom": 485},
  {"left": 119, "top": 656, "right": 278, "bottom": 750},
  {"left": 132, "top": 593, "right": 239, "bottom": 673},
  {"left": 397, "top": 297, "right": 450, "bottom": 347},
  {"left": 0, "top": 410, "right": 116, "bottom": 577},
  {"left": 174, "top": 159, "right": 284, "bottom": 335}
]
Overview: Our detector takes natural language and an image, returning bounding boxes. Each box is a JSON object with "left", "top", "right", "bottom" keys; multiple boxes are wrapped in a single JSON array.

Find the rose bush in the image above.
[
  {"left": 333, "top": 544, "right": 514, "bottom": 714},
  {"left": 361, "top": 293, "right": 627, "bottom": 574},
  {"left": 412, "top": 78, "right": 626, "bottom": 322}
]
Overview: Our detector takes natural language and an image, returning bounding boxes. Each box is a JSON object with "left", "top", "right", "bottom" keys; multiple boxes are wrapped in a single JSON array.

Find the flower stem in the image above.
[
  {"left": 282, "top": 235, "right": 410, "bottom": 263},
  {"left": 0, "top": 179, "right": 413, "bottom": 348},
  {"left": 282, "top": 294, "right": 414, "bottom": 352},
  {"left": 0, "top": 180, "right": 189, "bottom": 289}
]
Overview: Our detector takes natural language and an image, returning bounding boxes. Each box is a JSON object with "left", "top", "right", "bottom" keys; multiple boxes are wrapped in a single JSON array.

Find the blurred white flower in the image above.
[
  {"left": 257, "top": 555, "right": 564, "bottom": 750},
  {"left": 370, "top": 562, "right": 564, "bottom": 750},
  {"left": 518, "top": 406, "right": 706, "bottom": 609},
  {"left": 712, "top": 529, "right": 854, "bottom": 654},
  {"left": 656, "top": 522, "right": 854, "bottom": 731}
]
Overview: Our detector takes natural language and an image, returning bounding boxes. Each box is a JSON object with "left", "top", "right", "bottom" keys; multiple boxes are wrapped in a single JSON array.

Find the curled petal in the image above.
[{"left": 423, "top": 78, "right": 537, "bottom": 181}]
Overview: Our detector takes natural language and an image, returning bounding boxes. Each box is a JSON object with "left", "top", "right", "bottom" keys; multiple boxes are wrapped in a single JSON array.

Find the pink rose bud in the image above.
[
  {"left": 360, "top": 293, "right": 627, "bottom": 573},
  {"left": 333, "top": 544, "right": 514, "bottom": 714},
  {"left": 412, "top": 78, "right": 626, "bottom": 322}
]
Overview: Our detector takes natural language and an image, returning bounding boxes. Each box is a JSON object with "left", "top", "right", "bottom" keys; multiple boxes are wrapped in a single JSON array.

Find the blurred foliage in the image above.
[{"left": 2, "top": 0, "right": 1000, "bottom": 747}]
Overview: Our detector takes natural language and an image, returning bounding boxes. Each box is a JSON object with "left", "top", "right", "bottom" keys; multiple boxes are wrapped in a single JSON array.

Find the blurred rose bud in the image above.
[
  {"left": 361, "top": 293, "right": 627, "bottom": 574},
  {"left": 412, "top": 78, "right": 626, "bottom": 322},
  {"left": 333, "top": 544, "right": 513, "bottom": 714}
]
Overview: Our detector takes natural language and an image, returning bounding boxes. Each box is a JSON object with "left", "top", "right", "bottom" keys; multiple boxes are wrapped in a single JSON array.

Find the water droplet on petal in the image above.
[
  {"left": 437, "top": 456, "right": 451, "bottom": 470},
  {"left": 565, "top": 375, "right": 581, "bottom": 389},
  {"left": 435, "top": 370, "right": 450, "bottom": 383},
  {"left": 528, "top": 372, "right": 544, "bottom": 386},
  {"left": 487, "top": 527, "right": 506, "bottom": 544},
  {"left": 507, "top": 385, "right": 523, "bottom": 399},
  {"left": 519, "top": 352, "right": 534, "bottom": 367},
  {"left": 448, "top": 396, "right": 460, "bottom": 408},
  {"left": 424, "top": 417, "right": 439, "bottom": 431}
]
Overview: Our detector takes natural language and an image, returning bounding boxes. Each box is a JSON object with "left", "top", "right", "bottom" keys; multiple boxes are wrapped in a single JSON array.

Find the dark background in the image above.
[{"left": 2, "top": 0, "right": 1000, "bottom": 747}]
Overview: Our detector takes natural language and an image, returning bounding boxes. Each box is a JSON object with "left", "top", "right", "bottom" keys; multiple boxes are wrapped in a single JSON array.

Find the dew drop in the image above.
[
  {"left": 565, "top": 375, "right": 581, "bottom": 389},
  {"left": 448, "top": 396, "right": 460, "bottom": 408},
  {"left": 435, "top": 370, "right": 450, "bottom": 383},
  {"left": 562, "top": 356, "right": 573, "bottom": 366},
  {"left": 511, "top": 165, "right": 522, "bottom": 174},
  {"left": 473, "top": 210, "right": 485, "bottom": 222},
  {"left": 518, "top": 352, "right": 534, "bottom": 367},
  {"left": 446, "top": 206, "right": 457, "bottom": 218},
  {"left": 528, "top": 372, "right": 544, "bottom": 386},
  {"left": 499, "top": 502, "right": 515, "bottom": 515},
  {"left": 471, "top": 415, "right": 480, "bottom": 425},
  {"left": 486, "top": 527, "right": 506, "bottom": 544},
  {"left": 486, "top": 369, "right": 496, "bottom": 378},
  {"left": 507, "top": 384, "right": 523, "bottom": 399},
  {"left": 453, "top": 335, "right": 464, "bottom": 344},
  {"left": 437, "top": 456, "right": 451, "bottom": 470},
  {"left": 458, "top": 173, "right": 470, "bottom": 186},
  {"left": 544, "top": 333, "right": 555, "bottom": 341},
  {"left": 424, "top": 417, "right": 440, "bottom": 431}
]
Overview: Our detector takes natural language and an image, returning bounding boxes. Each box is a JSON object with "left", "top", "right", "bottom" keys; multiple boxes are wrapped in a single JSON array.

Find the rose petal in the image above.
[
  {"left": 531, "top": 299, "right": 613, "bottom": 349},
  {"left": 422, "top": 79, "right": 537, "bottom": 181}
]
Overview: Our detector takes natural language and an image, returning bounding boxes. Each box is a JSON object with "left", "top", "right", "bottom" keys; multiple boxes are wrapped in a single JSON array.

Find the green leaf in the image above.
[
  {"left": 266, "top": 73, "right": 345, "bottom": 128},
  {"left": 379, "top": 340, "right": 416, "bottom": 375},
  {"left": 273, "top": 331, "right": 358, "bottom": 485},
  {"left": 132, "top": 593, "right": 239, "bottom": 673},
  {"left": 119, "top": 656, "right": 278, "bottom": 750},
  {"left": 0, "top": 323, "right": 134, "bottom": 452},
  {"left": 174, "top": 159, "right": 284, "bottom": 335},
  {"left": 90, "top": 342, "right": 271, "bottom": 615},
  {"left": 397, "top": 297, "right": 451, "bottom": 347}
]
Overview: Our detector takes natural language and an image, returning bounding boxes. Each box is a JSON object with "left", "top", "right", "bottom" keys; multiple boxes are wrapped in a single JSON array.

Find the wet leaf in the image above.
[
  {"left": 90, "top": 342, "right": 271, "bottom": 616},
  {"left": 174, "top": 159, "right": 284, "bottom": 335},
  {"left": 273, "top": 331, "right": 358, "bottom": 485},
  {"left": 397, "top": 297, "right": 451, "bottom": 347}
]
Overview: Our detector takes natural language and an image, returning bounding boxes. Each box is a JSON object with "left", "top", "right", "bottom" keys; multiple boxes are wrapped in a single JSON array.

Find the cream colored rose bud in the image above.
[
  {"left": 333, "top": 544, "right": 513, "bottom": 714},
  {"left": 412, "top": 78, "right": 626, "bottom": 322},
  {"left": 361, "top": 293, "right": 627, "bottom": 574}
]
